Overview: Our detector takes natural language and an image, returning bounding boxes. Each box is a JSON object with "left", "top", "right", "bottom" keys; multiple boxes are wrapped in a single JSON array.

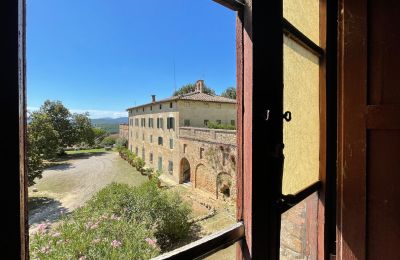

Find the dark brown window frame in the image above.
[{"left": 5, "top": 0, "right": 339, "bottom": 258}]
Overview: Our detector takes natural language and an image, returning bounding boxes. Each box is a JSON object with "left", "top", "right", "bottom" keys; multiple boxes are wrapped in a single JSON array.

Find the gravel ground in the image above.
[{"left": 28, "top": 152, "right": 148, "bottom": 234}]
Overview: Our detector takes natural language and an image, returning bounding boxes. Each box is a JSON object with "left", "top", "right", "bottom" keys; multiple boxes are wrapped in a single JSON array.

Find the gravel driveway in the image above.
[{"left": 28, "top": 152, "right": 148, "bottom": 234}]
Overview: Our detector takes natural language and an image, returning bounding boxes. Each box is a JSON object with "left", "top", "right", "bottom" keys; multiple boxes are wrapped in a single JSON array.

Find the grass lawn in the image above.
[{"left": 65, "top": 148, "right": 107, "bottom": 154}]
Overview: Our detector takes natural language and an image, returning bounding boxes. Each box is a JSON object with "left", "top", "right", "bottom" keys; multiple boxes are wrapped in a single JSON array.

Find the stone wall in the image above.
[
  {"left": 178, "top": 127, "right": 237, "bottom": 200},
  {"left": 119, "top": 124, "right": 129, "bottom": 140}
]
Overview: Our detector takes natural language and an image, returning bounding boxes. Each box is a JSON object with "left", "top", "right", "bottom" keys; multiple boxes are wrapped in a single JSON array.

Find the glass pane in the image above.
[
  {"left": 282, "top": 35, "right": 320, "bottom": 195},
  {"left": 205, "top": 241, "right": 239, "bottom": 260},
  {"left": 283, "top": 0, "right": 320, "bottom": 45},
  {"left": 280, "top": 192, "right": 318, "bottom": 259}
]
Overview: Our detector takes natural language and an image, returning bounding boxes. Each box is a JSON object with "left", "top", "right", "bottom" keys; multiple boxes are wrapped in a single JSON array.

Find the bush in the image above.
[
  {"left": 206, "top": 121, "right": 236, "bottom": 130},
  {"left": 135, "top": 157, "right": 145, "bottom": 173},
  {"left": 30, "top": 181, "right": 193, "bottom": 258},
  {"left": 115, "top": 137, "right": 128, "bottom": 149},
  {"left": 101, "top": 136, "right": 117, "bottom": 146}
]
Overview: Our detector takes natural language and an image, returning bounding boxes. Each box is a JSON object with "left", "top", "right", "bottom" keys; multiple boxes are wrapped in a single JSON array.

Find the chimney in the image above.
[
  {"left": 151, "top": 95, "right": 156, "bottom": 103},
  {"left": 196, "top": 80, "right": 204, "bottom": 93}
]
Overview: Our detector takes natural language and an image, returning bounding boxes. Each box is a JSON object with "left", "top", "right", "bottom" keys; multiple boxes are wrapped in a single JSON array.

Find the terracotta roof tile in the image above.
[{"left": 127, "top": 91, "right": 236, "bottom": 110}]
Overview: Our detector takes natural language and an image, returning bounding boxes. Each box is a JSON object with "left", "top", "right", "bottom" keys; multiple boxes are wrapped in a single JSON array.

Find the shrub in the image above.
[
  {"left": 101, "top": 136, "right": 117, "bottom": 146},
  {"left": 30, "top": 181, "right": 193, "bottom": 258},
  {"left": 206, "top": 121, "right": 236, "bottom": 130},
  {"left": 135, "top": 157, "right": 145, "bottom": 173},
  {"left": 115, "top": 137, "right": 128, "bottom": 149}
]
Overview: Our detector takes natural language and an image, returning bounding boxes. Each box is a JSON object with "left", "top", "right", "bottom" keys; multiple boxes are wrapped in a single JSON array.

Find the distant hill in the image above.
[
  {"left": 91, "top": 117, "right": 128, "bottom": 125},
  {"left": 91, "top": 117, "right": 128, "bottom": 134}
]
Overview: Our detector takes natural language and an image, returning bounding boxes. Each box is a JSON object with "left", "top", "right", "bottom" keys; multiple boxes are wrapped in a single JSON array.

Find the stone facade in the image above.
[
  {"left": 126, "top": 81, "right": 237, "bottom": 199},
  {"left": 119, "top": 124, "right": 129, "bottom": 140},
  {"left": 178, "top": 127, "right": 237, "bottom": 200}
]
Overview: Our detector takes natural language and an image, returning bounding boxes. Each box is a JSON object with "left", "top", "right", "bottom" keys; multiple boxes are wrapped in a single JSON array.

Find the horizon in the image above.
[{"left": 27, "top": 0, "right": 236, "bottom": 119}]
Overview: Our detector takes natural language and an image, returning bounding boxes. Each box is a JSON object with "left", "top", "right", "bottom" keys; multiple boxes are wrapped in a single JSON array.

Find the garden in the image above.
[{"left": 30, "top": 179, "right": 194, "bottom": 259}]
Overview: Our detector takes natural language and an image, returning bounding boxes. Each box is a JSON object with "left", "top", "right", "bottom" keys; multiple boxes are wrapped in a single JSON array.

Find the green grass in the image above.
[
  {"left": 30, "top": 181, "right": 193, "bottom": 259},
  {"left": 65, "top": 148, "right": 106, "bottom": 155}
]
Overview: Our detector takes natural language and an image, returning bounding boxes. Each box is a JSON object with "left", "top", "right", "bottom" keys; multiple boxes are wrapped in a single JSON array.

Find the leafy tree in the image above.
[
  {"left": 221, "top": 87, "right": 236, "bottom": 99},
  {"left": 172, "top": 83, "right": 215, "bottom": 96},
  {"left": 93, "top": 127, "right": 108, "bottom": 144},
  {"left": 72, "top": 112, "right": 95, "bottom": 146},
  {"left": 101, "top": 136, "right": 117, "bottom": 146},
  {"left": 27, "top": 130, "right": 45, "bottom": 186},
  {"left": 28, "top": 112, "right": 59, "bottom": 159},
  {"left": 39, "top": 100, "right": 75, "bottom": 148}
]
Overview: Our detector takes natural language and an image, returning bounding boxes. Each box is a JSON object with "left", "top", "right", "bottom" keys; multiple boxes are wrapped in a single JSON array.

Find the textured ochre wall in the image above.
[
  {"left": 283, "top": 0, "right": 320, "bottom": 45},
  {"left": 282, "top": 35, "right": 320, "bottom": 195}
]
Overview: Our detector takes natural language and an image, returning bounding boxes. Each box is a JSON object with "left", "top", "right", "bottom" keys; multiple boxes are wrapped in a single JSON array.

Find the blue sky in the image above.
[{"left": 27, "top": 0, "right": 236, "bottom": 118}]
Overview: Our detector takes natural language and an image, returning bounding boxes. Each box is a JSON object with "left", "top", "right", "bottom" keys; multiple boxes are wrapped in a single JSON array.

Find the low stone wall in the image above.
[{"left": 179, "top": 127, "right": 236, "bottom": 146}]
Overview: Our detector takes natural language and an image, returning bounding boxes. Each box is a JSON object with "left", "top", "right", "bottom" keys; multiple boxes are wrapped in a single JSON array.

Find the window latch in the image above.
[{"left": 283, "top": 111, "right": 292, "bottom": 122}]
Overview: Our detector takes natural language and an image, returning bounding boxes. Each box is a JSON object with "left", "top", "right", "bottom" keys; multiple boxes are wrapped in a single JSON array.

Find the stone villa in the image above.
[{"left": 126, "top": 80, "right": 237, "bottom": 199}]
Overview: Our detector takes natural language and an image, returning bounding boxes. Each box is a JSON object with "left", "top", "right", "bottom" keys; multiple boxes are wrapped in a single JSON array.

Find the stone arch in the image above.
[
  {"left": 216, "top": 172, "right": 232, "bottom": 199},
  {"left": 180, "top": 157, "right": 191, "bottom": 183}
]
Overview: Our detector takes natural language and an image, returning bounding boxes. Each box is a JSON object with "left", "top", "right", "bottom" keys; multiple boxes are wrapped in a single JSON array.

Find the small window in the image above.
[
  {"left": 159, "top": 118, "right": 164, "bottom": 129},
  {"left": 183, "top": 144, "right": 187, "bottom": 153},
  {"left": 184, "top": 119, "right": 190, "bottom": 126},
  {"left": 216, "top": 120, "right": 222, "bottom": 125},
  {"left": 170, "top": 102, "right": 173, "bottom": 108},
  {"left": 204, "top": 120, "right": 209, "bottom": 126},
  {"left": 142, "top": 107, "right": 144, "bottom": 112},
  {"left": 231, "top": 120, "right": 235, "bottom": 126},
  {"left": 150, "top": 135, "right": 153, "bottom": 143},
  {"left": 142, "top": 133, "right": 145, "bottom": 141},
  {"left": 158, "top": 137, "right": 163, "bottom": 146},
  {"left": 168, "top": 160, "right": 173, "bottom": 173},
  {"left": 135, "top": 147, "right": 138, "bottom": 155},
  {"left": 150, "top": 153, "right": 153, "bottom": 163},
  {"left": 149, "top": 118, "right": 154, "bottom": 128},
  {"left": 150, "top": 106, "right": 152, "bottom": 111},
  {"left": 158, "top": 156, "right": 162, "bottom": 171},
  {"left": 200, "top": 147, "right": 204, "bottom": 159},
  {"left": 167, "top": 117, "right": 175, "bottom": 130},
  {"left": 159, "top": 104, "right": 162, "bottom": 109},
  {"left": 169, "top": 138, "right": 174, "bottom": 149}
]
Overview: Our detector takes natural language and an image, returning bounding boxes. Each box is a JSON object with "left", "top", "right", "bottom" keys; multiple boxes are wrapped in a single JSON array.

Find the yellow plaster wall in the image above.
[
  {"left": 282, "top": 35, "right": 320, "bottom": 195},
  {"left": 283, "top": 0, "right": 320, "bottom": 45}
]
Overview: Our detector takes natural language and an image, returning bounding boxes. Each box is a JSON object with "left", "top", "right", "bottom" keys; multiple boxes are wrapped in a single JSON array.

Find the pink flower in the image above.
[
  {"left": 78, "top": 256, "right": 86, "bottom": 260},
  {"left": 145, "top": 238, "right": 157, "bottom": 248},
  {"left": 111, "top": 240, "right": 122, "bottom": 248},
  {"left": 52, "top": 232, "right": 61, "bottom": 237},
  {"left": 37, "top": 223, "right": 48, "bottom": 234},
  {"left": 90, "top": 223, "right": 98, "bottom": 229},
  {"left": 40, "top": 245, "right": 50, "bottom": 254}
]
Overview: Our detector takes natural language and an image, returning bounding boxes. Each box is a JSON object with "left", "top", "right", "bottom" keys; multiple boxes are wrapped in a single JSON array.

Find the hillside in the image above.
[{"left": 91, "top": 117, "right": 128, "bottom": 134}]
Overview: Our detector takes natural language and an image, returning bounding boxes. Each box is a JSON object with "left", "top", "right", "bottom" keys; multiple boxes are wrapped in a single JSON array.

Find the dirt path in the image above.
[{"left": 28, "top": 152, "right": 148, "bottom": 234}]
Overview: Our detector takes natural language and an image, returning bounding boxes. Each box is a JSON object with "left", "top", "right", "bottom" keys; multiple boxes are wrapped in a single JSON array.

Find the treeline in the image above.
[{"left": 27, "top": 100, "right": 119, "bottom": 186}]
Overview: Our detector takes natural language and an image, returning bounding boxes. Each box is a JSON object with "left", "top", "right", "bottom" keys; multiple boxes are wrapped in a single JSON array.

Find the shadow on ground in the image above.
[
  {"left": 55, "top": 152, "right": 108, "bottom": 161},
  {"left": 28, "top": 196, "right": 69, "bottom": 227}
]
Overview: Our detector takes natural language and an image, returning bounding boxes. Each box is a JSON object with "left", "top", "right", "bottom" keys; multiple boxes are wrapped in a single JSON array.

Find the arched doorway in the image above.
[
  {"left": 217, "top": 172, "right": 232, "bottom": 199},
  {"left": 180, "top": 158, "right": 191, "bottom": 183}
]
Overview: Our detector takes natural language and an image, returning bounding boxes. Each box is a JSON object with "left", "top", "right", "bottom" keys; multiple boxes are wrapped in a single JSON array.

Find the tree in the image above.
[
  {"left": 72, "top": 112, "right": 95, "bottom": 146},
  {"left": 93, "top": 127, "right": 108, "bottom": 144},
  {"left": 172, "top": 83, "right": 216, "bottom": 96},
  {"left": 39, "top": 100, "right": 75, "bottom": 148},
  {"left": 221, "top": 87, "right": 236, "bottom": 99},
  {"left": 27, "top": 130, "right": 45, "bottom": 186}
]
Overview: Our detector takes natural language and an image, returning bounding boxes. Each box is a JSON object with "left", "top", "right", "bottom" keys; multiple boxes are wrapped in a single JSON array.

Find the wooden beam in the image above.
[{"left": 212, "top": 0, "right": 244, "bottom": 11}]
